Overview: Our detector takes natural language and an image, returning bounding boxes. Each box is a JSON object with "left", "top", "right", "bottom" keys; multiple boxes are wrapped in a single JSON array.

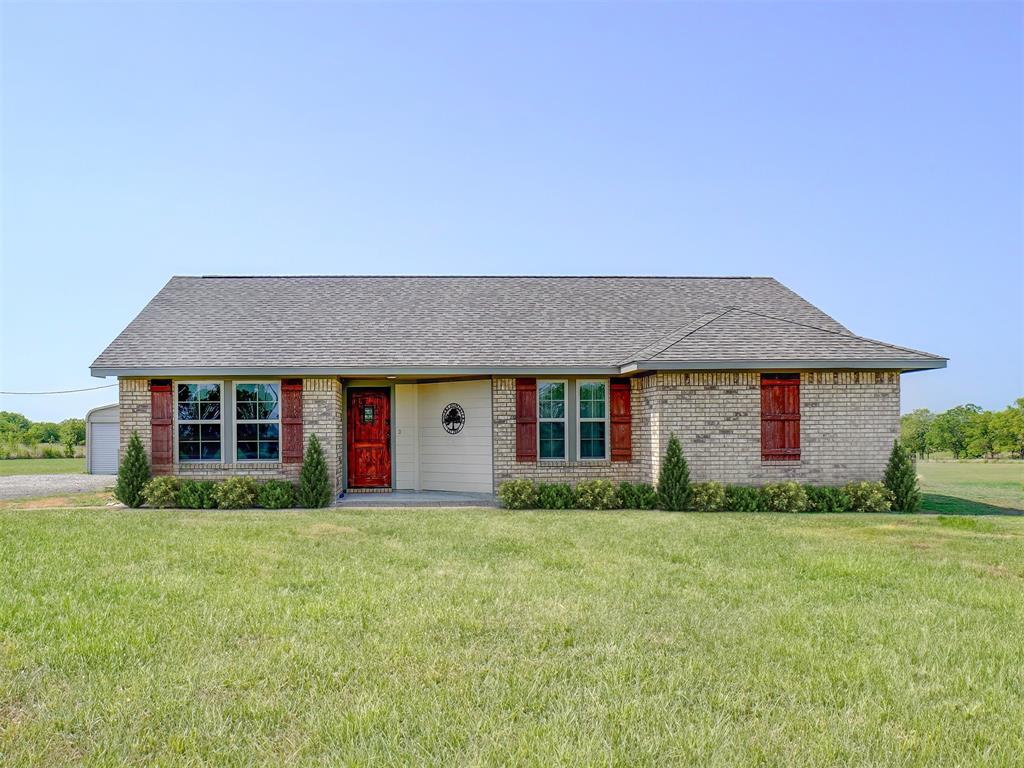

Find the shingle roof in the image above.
[{"left": 90, "top": 276, "right": 945, "bottom": 375}]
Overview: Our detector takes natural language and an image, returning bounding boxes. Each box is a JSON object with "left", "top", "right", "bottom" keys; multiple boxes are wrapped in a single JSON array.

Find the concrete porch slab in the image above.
[{"left": 334, "top": 490, "right": 498, "bottom": 508}]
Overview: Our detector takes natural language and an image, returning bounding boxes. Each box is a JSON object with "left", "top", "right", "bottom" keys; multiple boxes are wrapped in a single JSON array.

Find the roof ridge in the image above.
[
  {"left": 619, "top": 309, "right": 733, "bottom": 365},
  {"left": 186, "top": 274, "right": 773, "bottom": 280},
  {"left": 722, "top": 308, "right": 946, "bottom": 360}
]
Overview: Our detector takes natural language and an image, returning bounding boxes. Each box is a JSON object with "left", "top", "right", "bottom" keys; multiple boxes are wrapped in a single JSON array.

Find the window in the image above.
[
  {"left": 577, "top": 380, "right": 607, "bottom": 459},
  {"left": 761, "top": 374, "right": 800, "bottom": 460},
  {"left": 236, "top": 382, "right": 280, "bottom": 461},
  {"left": 537, "top": 380, "right": 566, "bottom": 460},
  {"left": 177, "top": 383, "right": 221, "bottom": 461}
]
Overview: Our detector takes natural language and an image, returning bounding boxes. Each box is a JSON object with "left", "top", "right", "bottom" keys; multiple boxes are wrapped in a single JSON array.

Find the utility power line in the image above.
[{"left": 0, "top": 383, "right": 118, "bottom": 395}]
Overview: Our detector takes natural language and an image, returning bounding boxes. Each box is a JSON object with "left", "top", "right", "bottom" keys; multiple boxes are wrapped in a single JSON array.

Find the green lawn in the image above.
[
  {"left": 1, "top": 509, "right": 1022, "bottom": 766},
  {"left": 918, "top": 460, "right": 1023, "bottom": 514},
  {"left": 0, "top": 458, "right": 84, "bottom": 476}
]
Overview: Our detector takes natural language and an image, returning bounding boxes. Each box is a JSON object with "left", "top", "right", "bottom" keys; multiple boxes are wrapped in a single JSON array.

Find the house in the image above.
[{"left": 90, "top": 276, "right": 945, "bottom": 496}]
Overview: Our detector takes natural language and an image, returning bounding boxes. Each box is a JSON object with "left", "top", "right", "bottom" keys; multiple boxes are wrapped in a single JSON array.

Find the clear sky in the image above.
[{"left": 1, "top": 2, "right": 1021, "bottom": 423}]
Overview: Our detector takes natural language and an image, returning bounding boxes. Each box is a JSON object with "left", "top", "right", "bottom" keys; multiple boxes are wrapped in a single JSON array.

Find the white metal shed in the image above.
[{"left": 86, "top": 403, "right": 119, "bottom": 474}]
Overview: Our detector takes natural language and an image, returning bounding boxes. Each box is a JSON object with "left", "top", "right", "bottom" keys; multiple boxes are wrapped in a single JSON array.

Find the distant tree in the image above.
[
  {"left": 900, "top": 409, "right": 935, "bottom": 458},
  {"left": 965, "top": 410, "right": 997, "bottom": 459},
  {"left": 27, "top": 422, "right": 61, "bottom": 444},
  {"left": 992, "top": 398, "right": 1024, "bottom": 460},
  {"left": 0, "top": 411, "right": 31, "bottom": 440},
  {"left": 927, "top": 404, "right": 982, "bottom": 459},
  {"left": 60, "top": 418, "right": 86, "bottom": 457},
  {"left": 884, "top": 440, "right": 920, "bottom": 513}
]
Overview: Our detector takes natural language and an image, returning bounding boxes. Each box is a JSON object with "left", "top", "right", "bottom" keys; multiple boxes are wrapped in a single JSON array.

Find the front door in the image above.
[{"left": 347, "top": 388, "right": 391, "bottom": 488}]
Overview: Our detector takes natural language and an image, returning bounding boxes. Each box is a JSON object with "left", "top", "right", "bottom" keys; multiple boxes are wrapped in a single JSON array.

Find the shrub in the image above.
[
  {"left": 690, "top": 481, "right": 726, "bottom": 512},
  {"left": 298, "top": 434, "right": 333, "bottom": 508},
  {"left": 41, "top": 445, "right": 63, "bottom": 459},
  {"left": 804, "top": 485, "right": 850, "bottom": 514},
  {"left": 573, "top": 479, "right": 619, "bottom": 510},
  {"left": 497, "top": 479, "right": 537, "bottom": 510},
  {"left": 617, "top": 481, "right": 658, "bottom": 510},
  {"left": 115, "top": 431, "right": 149, "bottom": 508},
  {"left": 657, "top": 434, "right": 691, "bottom": 511},
  {"left": 884, "top": 440, "right": 921, "bottom": 513},
  {"left": 177, "top": 480, "right": 218, "bottom": 509},
  {"left": 143, "top": 476, "right": 180, "bottom": 508},
  {"left": 843, "top": 481, "right": 893, "bottom": 513},
  {"left": 259, "top": 480, "right": 297, "bottom": 509},
  {"left": 724, "top": 485, "right": 762, "bottom": 512},
  {"left": 536, "top": 482, "right": 574, "bottom": 510},
  {"left": 214, "top": 477, "right": 260, "bottom": 509},
  {"left": 761, "top": 482, "right": 808, "bottom": 514}
]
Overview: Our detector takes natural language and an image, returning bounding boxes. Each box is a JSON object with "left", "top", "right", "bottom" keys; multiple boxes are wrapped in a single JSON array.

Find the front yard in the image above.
[{"left": 1, "top": 508, "right": 1021, "bottom": 766}]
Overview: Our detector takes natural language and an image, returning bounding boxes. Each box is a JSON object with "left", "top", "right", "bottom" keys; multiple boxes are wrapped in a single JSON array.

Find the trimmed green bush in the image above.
[
  {"left": 298, "top": 434, "right": 333, "bottom": 508},
  {"left": 761, "top": 482, "right": 808, "bottom": 514},
  {"left": 884, "top": 440, "right": 921, "bottom": 513},
  {"left": 804, "top": 485, "right": 850, "bottom": 514},
  {"left": 573, "top": 479, "right": 619, "bottom": 510},
  {"left": 258, "top": 480, "right": 297, "bottom": 509},
  {"left": 142, "top": 476, "right": 179, "bottom": 508},
  {"left": 724, "top": 485, "right": 762, "bottom": 513},
  {"left": 214, "top": 477, "right": 260, "bottom": 509},
  {"left": 843, "top": 481, "right": 893, "bottom": 513},
  {"left": 536, "top": 482, "right": 574, "bottom": 510},
  {"left": 497, "top": 479, "right": 537, "bottom": 510},
  {"left": 690, "top": 481, "right": 726, "bottom": 512},
  {"left": 617, "top": 481, "right": 658, "bottom": 510},
  {"left": 115, "top": 431, "right": 149, "bottom": 508},
  {"left": 177, "top": 480, "right": 218, "bottom": 509},
  {"left": 657, "top": 434, "right": 691, "bottom": 511}
]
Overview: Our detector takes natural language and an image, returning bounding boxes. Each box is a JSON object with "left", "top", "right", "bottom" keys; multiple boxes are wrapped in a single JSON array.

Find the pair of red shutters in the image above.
[
  {"left": 515, "top": 378, "right": 632, "bottom": 463},
  {"left": 515, "top": 375, "right": 799, "bottom": 463},
  {"left": 148, "top": 379, "right": 305, "bottom": 471}
]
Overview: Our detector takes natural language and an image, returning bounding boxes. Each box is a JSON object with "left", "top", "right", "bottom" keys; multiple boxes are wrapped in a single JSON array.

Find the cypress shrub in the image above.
[
  {"left": 884, "top": 440, "right": 921, "bottom": 513},
  {"left": 657, "top": 434, "right": 691, "bottom": 511},
  {"left": 298, "top": 434, "right": 333, "bottom": 508},
  {"left": 115, "top": 431, "right": 149, "bottom": 508}
]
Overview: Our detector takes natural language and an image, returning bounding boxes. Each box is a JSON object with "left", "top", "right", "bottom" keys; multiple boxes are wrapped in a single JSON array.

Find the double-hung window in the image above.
[
  {"left": 235, "top": 382, "right": 281, "bottom": 461},
  {"left": 177, "top": 383, "right": 222, "bottom": 461},
  {"left": 577, "top": 380, "right": 608, "bottom": 459},
  {"left": 537, "top": 380, "right": 566, "bottom": 460}
]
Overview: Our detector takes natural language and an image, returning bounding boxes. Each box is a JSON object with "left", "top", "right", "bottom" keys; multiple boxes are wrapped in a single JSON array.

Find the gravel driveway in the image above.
[{"left": 0, "top": 474, "right": 114, "bottom": 500}]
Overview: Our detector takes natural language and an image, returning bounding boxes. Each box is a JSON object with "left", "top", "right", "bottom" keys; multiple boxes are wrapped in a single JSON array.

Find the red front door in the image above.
[{"left": 347, "top": 388, "right": 391, "bottom": 488}]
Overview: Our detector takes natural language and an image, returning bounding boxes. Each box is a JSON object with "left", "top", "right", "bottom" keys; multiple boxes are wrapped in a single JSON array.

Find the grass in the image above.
[
  {"left": 918, "top": 460, "right": 1023, "bottom": 514},
  {"left": 0, "top": 458, "right": 84, "bottom": 476},
  {"left": 1, "top": 508, "right": 1022, "bottom": 766}
]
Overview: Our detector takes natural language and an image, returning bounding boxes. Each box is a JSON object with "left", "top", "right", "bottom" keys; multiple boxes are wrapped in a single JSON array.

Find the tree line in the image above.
[
  {"left": 0, "top": 411, "right": 86, "bottom": 456},
  {"left": 901, "top": 398, "right": 1024, "bottom": 460}
]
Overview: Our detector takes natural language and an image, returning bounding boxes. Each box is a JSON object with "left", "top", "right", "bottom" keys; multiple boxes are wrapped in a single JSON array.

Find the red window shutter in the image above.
[
  {"left": 610, "top": 378, "right": 632, "bottom": 462},
  {"left": 761, "top": 374, "right": 800, "bottom": 460},
  {"left": 150, "top": 380, "right": 173, "bottom": 472},
  {"left": 281, "top": 379, "right": 304, "bottom": 463},
  {"left": 515, "top": 378, "right": 537, "bottom": 462}
]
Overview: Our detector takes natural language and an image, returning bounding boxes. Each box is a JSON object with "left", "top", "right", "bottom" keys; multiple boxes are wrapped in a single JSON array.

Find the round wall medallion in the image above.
[{"left": 442, "top": 403, "right": 466, "bottom": 434}]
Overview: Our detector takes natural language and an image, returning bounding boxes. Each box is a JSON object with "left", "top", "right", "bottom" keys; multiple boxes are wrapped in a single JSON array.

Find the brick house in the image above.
[{"left": 91, "top": 276, "right": 945, "bottom": 496}]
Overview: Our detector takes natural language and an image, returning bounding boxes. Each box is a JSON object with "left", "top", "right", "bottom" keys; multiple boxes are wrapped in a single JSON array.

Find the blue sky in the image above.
[{"left": 1, "top": 2, "right": 1020, "bottom": 422}]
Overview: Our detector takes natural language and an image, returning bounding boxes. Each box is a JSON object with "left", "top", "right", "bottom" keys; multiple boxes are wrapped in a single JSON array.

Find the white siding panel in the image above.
[
  {"left": 417, "top": 380, "right": 493, "bottom": 493},
  {"left": 394, "top": 384, "right": 419, "bottom": 490}
]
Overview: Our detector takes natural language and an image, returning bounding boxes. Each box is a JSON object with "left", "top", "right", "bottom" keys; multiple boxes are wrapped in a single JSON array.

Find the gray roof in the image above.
[{"left": 91, "top": 276, "right": 945, "bottom": 375}]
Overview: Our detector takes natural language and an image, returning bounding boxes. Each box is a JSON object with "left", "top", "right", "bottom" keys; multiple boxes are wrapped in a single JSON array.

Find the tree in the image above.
[
  {"left": 992, "top": 398, "right": 1024, "bottom": 460},
  {"left": 115, "top": 431, "right": 149, "bottom": 508},
  {"left": 0, "top": 411, "right": 31, "bottom": 441},
  {"left": 298, "top": 433, "right": 332, "bottom": 508},
  {"left": 900, "top": 409, "right": 935, "bottom": 458},
  {"left": 883, "top": 440, "right": 920, "bottom": 513},
  {"left": 656, "top": 433, "right": 691, "bottom": 511},
  {"left": 60, "top": 418, "right": 86, "bottom": 457},
  {"left": 927, "top": 404, "right": 982, "bottom": 459},
  {"left": 965, "top": 410, "right": 997, "bottom": 459},
  {"left": 27, "top": 422, "right": 61, "bottom": 444}
]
